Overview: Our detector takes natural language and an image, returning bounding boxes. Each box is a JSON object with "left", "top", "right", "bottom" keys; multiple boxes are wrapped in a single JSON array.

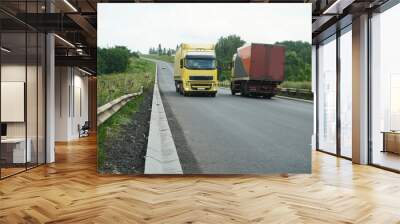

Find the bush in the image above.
[{"left": 98, "top": 46, "right": 132, "bottom": 74}]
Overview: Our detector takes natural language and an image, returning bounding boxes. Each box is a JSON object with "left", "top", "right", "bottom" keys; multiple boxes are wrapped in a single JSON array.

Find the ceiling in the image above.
[
  {"left": 1, "top": 0, "right": 98, "bottom": 74},
  {"left": 310, "top": 0, "right": 390, "bottom": 43}
]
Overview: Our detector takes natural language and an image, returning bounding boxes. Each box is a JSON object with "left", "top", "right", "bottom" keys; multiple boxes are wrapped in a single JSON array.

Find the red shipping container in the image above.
[{"left": 236, "top": 43, "right": 285, "bottom": 82}]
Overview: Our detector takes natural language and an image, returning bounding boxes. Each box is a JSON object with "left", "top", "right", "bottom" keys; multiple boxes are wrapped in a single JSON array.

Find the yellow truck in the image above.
[{"left": 174, "top": 43, "right": 218, "bottom": 97}]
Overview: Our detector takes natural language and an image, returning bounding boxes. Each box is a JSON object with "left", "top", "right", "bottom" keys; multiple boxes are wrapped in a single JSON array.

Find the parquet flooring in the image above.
[{"left": 1, "top": 135, "right": 400, "bottom": 223}]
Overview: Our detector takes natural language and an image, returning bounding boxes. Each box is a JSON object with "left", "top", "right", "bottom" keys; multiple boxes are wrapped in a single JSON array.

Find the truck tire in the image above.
[
  {"left": 241, "top": 82, "right": 248, "bottom": 97},
  {"left": 179, "top": 84, "right": 183, "bottom": 95},
  {"left": 230, "top": 82, "right": 236, "bottom": 95},
  {"left": 264, "top": 94, "right": 272, "bottom": 99},
  {"left": 211, "top": 93, "right": 216, "bottom": 97}
]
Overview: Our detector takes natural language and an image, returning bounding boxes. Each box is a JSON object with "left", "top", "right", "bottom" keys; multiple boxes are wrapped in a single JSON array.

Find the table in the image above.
[
  {"left": 382, "top": 131, "right": 400, "bottom": 154},
  {"left": 1, "top": 138, "right": 31, "bottom": 163}
]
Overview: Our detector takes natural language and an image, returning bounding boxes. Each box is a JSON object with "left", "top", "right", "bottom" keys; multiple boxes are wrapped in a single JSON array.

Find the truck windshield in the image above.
[{"left": 185, "top": 58, "right": 216, "bottom": 70}]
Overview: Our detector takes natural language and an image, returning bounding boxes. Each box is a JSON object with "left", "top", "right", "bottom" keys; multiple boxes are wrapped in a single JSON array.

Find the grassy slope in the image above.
[
  {"left": 97, "top": 57, "right": 156, "bottom": 107},
  {"left": 97, "top": 58, "right": 155, "bottom": 168},
  {"left": 142, "top": 54, "right": 174, "bottom": 63}
]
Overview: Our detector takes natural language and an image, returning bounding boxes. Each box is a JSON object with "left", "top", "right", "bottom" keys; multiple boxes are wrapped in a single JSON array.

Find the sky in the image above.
[{"left": 98, "top": 3, "right": 311, "bottom": 53}]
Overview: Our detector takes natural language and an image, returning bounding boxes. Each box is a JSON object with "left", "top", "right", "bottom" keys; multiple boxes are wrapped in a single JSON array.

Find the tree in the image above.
[
  {"left": 275, "top": 41, "right": 311, "bottom": 81},
  {"left": 158, "top": 44, "right": 162, "bottom": 55},
  {"left": 215, "top": 35, "right": 245, "bottom": 80}
]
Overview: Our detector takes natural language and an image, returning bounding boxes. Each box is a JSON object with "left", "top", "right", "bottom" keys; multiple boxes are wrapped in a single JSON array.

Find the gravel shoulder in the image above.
[{"left": 100, "top": 87, "right": 153, "bottom": 174}]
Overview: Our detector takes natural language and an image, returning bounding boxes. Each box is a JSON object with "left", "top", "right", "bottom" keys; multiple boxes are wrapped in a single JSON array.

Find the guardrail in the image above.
[
  {"left": 219, "top": 80, "right": 230, "bottom": 88},
  {"left": 97, "top": 86, "right": 143, "bottom": 126},
  {"left": 218, "top": 80, "right": 313, "bottom": 100},
  {"left": 277, "top": 87, "right": 313, "bottom": 101}
]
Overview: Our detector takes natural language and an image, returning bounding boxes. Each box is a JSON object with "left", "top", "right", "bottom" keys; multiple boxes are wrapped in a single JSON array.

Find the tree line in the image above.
[
  {"left": 98, "top": 38, "right": 312, "bottom": 82},
  {"left": 98, "top": 46, "right": 139, "bottom": 74},
  {"left": 148, "top": 44, "right": 176, "bottom": 56}
]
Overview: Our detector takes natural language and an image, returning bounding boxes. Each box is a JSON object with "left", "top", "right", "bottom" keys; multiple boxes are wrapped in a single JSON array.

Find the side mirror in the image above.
[{"left": 180, "top": 59, "right": 183, "bottom": 68}]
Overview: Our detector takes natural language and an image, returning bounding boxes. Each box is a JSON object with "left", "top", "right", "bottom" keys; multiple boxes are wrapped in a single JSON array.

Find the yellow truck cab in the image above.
[{"left": 174, "top": 43, "right": 218, "bottom": 97}]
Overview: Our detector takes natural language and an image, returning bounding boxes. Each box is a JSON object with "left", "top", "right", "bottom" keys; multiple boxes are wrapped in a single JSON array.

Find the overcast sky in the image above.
[{"left": 98, "top": 3, "right": 311, "bottom": 53}]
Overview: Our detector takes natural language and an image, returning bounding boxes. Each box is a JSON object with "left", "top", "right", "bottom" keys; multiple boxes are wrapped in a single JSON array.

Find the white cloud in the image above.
[{"left": 98, "top": 3, "right": 311, "bottom": 53}]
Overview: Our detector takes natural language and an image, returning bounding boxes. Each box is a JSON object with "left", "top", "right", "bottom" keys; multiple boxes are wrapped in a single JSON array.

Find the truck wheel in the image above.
[
  {"left": 211, "top": 93, "right": 216, "bottom": 97},
  {"left": 264, "top": 94, "right": 272, "bottom": 99},
  {"left": 179, "top": 85, "right": 183, "bottom": 95},
  {"left": 241, "top": 82, "right": 248, "bottom": 97}
]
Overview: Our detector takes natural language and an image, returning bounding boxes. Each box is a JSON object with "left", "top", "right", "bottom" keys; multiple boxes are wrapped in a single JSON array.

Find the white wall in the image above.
[
  {"left": 1, "top": 65, "right": 25, "bottom": 134},
  {"left": 1, "top": 63, "right": 46, "bottom": 164},
  {"left": 55, "top": 67, "right": 89, "bottom": 141},
  {"left": 1, "top": 65, "right": 38, "bottom": 138},
  {"left": 55, "top": 66, "right": 70, "bottom": 141}
]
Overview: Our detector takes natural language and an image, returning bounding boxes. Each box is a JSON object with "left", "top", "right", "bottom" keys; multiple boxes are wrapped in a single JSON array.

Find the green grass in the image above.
[
  {"left": 279, "top": 81, "right": 311, "bottom": 90},
  {"left": 97, "top": 57, "right": 156, "bottom": 107},
  {"left": 142, "top": 54, "right": 174, "bottom": 63},
  {"left": 97, "top": 58, "right": 155, "bottom": 169}
]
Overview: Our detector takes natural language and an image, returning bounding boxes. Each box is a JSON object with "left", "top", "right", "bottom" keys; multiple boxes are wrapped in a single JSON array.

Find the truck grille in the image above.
[{"left": 189, "top": 76, "right": 213, "bottom": 81}]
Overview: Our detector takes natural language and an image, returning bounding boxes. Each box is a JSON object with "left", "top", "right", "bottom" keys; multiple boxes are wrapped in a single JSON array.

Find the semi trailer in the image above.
[
  {"left": 230, "top": 43, "right": 285, "bottom": 98},
  {"left": 174, "top": 43, "right": 218, "bottom": 97}
]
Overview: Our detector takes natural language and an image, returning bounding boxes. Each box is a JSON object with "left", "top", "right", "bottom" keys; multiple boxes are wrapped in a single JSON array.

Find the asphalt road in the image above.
[{"left": 156, "top": 60, "right": 313, "bottom": 174}]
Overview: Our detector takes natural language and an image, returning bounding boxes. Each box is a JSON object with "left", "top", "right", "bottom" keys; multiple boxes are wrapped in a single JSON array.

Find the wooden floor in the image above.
[
  {"left": 1, "top": 167, "right": 26, "bottom": 178},
  {"left": 373, "top": 151, "right": 400, "bottom": 171},
  {"left": 1, "top": 135, "right": 400, "bottom": 223}
]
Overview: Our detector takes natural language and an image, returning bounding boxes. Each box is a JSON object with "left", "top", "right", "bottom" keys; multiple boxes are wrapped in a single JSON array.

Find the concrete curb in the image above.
[{"left": 144, "top": 64, "right": 183, "bottom": 174}]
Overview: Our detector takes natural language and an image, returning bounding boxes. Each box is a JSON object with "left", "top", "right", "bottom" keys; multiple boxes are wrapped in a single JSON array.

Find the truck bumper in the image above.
[
  {"left": 183, "top": 81, "right": 218, "bottom": 92},
  {"left": 248, "top": 86, "right": 278, "bottom": 94},
  {"left": 231, "top": 80, "right": 280, "bottom": 96}
]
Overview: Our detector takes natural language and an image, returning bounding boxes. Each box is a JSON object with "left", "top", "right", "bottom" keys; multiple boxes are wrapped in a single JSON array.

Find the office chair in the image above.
[{"left": 79, "top": 121, "right": 90, "bottom": 138}]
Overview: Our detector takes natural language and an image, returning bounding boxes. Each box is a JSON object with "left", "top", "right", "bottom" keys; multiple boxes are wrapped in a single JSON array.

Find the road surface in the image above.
[{"left": 155, "top": 60, "right": 313, "bottom": 174}]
